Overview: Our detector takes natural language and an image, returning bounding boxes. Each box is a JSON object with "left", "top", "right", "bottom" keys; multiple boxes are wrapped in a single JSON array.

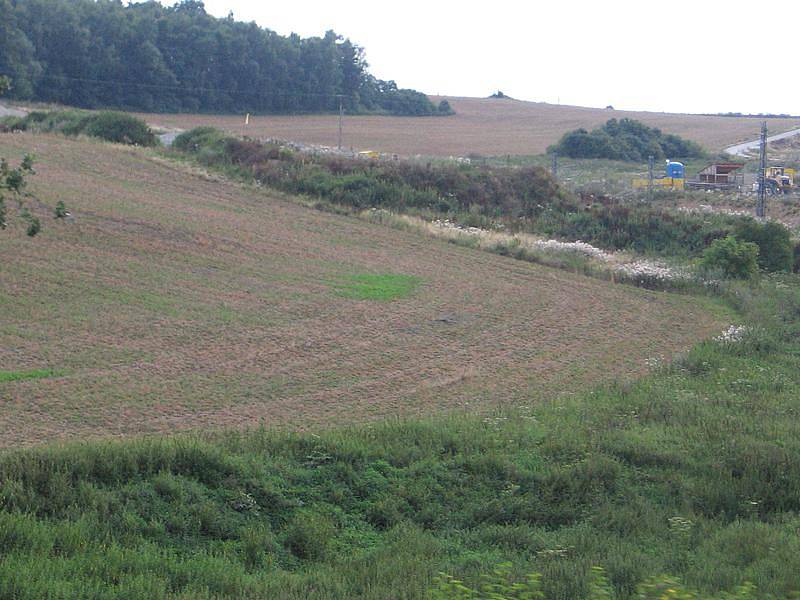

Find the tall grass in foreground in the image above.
[{"left": 0, "top": 275, "right": 799, "bottom": 599}]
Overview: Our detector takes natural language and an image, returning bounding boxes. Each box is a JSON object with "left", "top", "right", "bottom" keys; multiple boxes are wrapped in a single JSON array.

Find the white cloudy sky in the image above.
[{"left": 203, "top": 0, "right": 798, "bottom": 114}]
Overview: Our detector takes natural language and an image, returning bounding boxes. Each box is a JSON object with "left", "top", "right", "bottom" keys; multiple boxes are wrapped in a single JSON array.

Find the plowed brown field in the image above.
[
  {"left": 0, "top": 134, "right": 726, "bottom": 447},
  {"left": 138, "top": 96, "right": 800, "bottom": 157}
]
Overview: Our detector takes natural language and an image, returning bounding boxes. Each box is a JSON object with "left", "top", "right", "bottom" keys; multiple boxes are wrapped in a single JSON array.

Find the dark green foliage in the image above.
[
  {"left": 173, "top": 126, "right": 228, "bottom": 153},
  {"left": 438, "top": 100, "right": 454, "bottom": 115},
  {"left": 794, "top": 242, "right": 800, "bottom": 273},
  {"left": 550, "top": 118, "right": 705, "bottom": 161},
  {"left": 0, "top": 0, "right": 440, "bottom": 116},
  {"left": 54, "top": 200, "right": 67, "bottom": 219},
  {"left": 0, "top": 75, "right": 10, "bottom": 96},
  {"left": 82, "top": 112, "right": 157, "bottom": 146},
  {"left": 0, "top": 154, "right": 67, "bottom": 236},
  {"left": 0, "top": 153, "right": 35, "bottom": 231},
  {"left": 733, "top": 219, "right": 794, "bottom": 273},
  {"left": 699, "top": 236, "right": 759, "bottom": 279},
  {"left": 537, "top": 200, "right": 733, "bottom": 256},
  {"left": 21, "top": 208, "right": 40, "bottom": 237},
  {"left": 283, "top": 510, "right": 336, "bottom": 560},
  {"left": 3, "top": 110, "right": 157, "bottom": 146}
]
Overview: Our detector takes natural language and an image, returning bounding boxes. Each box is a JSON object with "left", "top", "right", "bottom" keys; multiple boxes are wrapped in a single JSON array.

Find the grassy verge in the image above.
[{"left": 0, "top": 275, "right": 798, "bottom": 598}]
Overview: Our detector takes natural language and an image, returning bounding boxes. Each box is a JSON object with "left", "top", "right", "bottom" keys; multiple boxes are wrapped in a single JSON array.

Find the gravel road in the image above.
[{"left": 725, "top": 127, "right": 800, "bottom": 156}]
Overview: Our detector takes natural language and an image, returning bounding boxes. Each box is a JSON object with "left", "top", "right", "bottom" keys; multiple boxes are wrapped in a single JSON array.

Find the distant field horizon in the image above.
[{"left": 135, "top": 96, "right": 800, "bottom": 157}]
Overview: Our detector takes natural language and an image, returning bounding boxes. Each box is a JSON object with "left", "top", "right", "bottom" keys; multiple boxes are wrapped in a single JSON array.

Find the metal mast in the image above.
[{"left": 756, "top": 121, "right": 767, "bottom": 218}]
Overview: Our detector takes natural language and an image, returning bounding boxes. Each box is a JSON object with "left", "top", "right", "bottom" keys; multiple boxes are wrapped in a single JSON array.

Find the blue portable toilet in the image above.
[{"left": 666, "top": 161, "right": 685, "bottom": 179}]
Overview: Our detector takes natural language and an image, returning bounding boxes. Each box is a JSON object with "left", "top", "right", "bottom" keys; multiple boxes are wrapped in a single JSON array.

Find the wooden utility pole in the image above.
[
  {"left": 551, "top": 152, "right": 558, "bottom": 179},
  {"left": 648, "top": 155, "right": 655, "bottom": 200}
]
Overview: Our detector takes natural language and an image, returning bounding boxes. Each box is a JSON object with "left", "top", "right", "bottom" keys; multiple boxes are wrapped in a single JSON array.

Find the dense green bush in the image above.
[
  {"left": 437, "top": 100, "right": 454, "bottom": 115},
  {"left": 2, "top": 110, "right": 157, "bottom": 146},
  {"left": 550, "top": 118, "right": 705, "bottom": 161},
  {"left": 81, "top": 112, "right": 157, "bottom": 146},
  {"left": 699, "top": 235, "right": 759, "bottom": 279},
  {"left": 733, "top": 219, "right": 793, "bottom": 272},
  {"left": 173, "top": 127, "right": 228, "bottom": 154}
]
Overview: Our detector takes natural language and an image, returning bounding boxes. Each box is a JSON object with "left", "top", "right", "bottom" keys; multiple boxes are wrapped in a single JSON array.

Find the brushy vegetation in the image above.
[
  {"left": 549, "top": 118, "right": 705, "bottom": 161},
  {"left": 172, "top": 127, "right": 793, "bottom": 266},
  {"left": 0, "top": 153, "right": 45, "bottom": 236},
  {"left": 1, "top": 110, "right": 157, "bottom": 146},
  {"left": 699, "top": 236, "right": 760, "bottom": 280},
  {"left": 733, "top": 220, "right": 794, "bottom": 273},
  {"left": 1, "top": 275, "right": 799, "bottom": 598},
  {"left": 431, "top": 564, "right": 759, "bottom": 599}
]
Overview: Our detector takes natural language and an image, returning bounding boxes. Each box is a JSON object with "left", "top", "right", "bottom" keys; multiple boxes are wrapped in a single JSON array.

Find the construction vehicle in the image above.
[
  {"left": 762, "top": 166, "right": 795, "bottom": 194},
  {"left": 632, "top": 160, "right": 685, "bottom": 191}
]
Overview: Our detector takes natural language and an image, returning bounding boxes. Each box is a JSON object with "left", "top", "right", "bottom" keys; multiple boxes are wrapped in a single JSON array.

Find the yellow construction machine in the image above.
[{"left": 763, "top": 166, "right": 795, "bottom": 194}]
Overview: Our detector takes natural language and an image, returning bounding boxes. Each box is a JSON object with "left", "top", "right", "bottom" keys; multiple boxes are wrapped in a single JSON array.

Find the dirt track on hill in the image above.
[{"left": 0, "top": 134, "right": 727, "bottom": 447}]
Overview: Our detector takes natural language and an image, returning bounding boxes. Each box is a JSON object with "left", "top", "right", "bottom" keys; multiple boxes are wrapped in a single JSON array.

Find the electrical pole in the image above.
[
  {"left": 551, "top": 152, "right": 558, "bottom": 179},
  {"left": 756, "top": 121, "right": 767, "bottom": 218},
  {"left": 337, "top": 95, "right": 344, "bottom": 151},
  {"left": 648, "top": 155, "right": 654, "bottom": 200}
]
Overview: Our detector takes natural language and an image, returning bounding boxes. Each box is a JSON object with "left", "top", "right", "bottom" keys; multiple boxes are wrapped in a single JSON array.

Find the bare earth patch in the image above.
[
  {"left": 0, "top": 134, "right": 727, "bottom": 447},
  {"left": 137, "top": 96, "right": 800, "bottom": 157}
]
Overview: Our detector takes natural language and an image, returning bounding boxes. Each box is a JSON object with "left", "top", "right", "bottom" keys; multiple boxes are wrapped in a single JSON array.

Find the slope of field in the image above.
[
  {"left": 137, "top": 96, "right": 800, "bottom": 157},
  {"left": 0, "top": 133, "right": 726, "bottom": 447}
]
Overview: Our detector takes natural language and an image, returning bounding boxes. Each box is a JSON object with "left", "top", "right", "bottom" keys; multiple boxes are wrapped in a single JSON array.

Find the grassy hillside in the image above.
[
  {"left": 0, "top": 274, "right": 798, "bottom": 598},
  {"left": 0, "top": 133, "right": 724, "bottom": 447},
  {"left": 137, "top": 96, "right": 800, "bottom": 157}
]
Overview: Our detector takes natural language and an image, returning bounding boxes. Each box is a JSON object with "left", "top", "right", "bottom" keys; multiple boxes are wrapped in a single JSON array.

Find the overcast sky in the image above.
[{"left": 203, "top": 0, "right": 798, "bottom": 115}]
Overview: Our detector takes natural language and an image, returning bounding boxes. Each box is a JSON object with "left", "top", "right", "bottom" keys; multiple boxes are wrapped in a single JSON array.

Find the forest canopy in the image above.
[{"left": 0, "top": 0, "right": 450, "bottom": 116}]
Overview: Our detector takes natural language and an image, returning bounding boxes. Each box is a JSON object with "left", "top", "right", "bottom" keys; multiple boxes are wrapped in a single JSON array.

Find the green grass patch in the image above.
[
  {"left": 0, "top": 368, "right": 64, "bottom": 383},
  {"left": 334, "top": 273, "right": 421, "bottom": 301}
]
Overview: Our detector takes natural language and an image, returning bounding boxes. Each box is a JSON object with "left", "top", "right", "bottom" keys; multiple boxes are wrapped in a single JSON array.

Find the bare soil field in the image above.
[
  {"left": 137, "top": 96, "right": 800, "bottom": 157},
  {"left": 0, "top": 133, "right": 727, "bottom": 447}
]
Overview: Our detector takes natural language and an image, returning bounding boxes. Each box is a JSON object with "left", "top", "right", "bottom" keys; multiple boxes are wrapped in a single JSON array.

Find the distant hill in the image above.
[
  {"left": 0, "top": 0, "right": 445, "bottom": 116},
  {"left": 137, "top": 96, "right": 800, "bottom": 157}
]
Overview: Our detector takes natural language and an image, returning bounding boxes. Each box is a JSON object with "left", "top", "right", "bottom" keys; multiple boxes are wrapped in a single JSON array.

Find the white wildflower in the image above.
[{"left": 714, "top": 325, "right": 749, "bottom": 343}]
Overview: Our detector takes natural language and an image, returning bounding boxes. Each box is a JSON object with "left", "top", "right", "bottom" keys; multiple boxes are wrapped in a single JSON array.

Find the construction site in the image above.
[{"left": 632, "top": 123, "right": 798, "bottom": 206}]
